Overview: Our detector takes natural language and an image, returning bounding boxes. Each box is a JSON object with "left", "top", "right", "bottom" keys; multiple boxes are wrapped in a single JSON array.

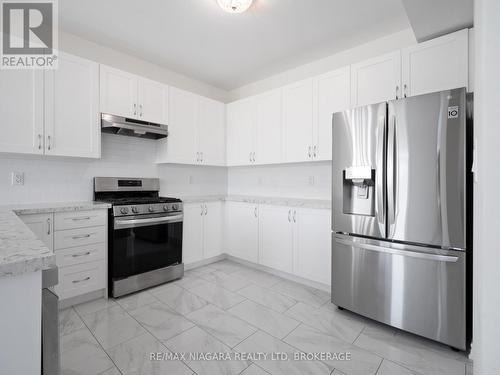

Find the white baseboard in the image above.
[
  {"left": 58, "top": 288, "right": 106, "bottom": 310},
  {"left": 225, "top": 254, "right": 331, "bottom": 293},
  {"left": 184, "top": 254, "right": 226, "bottom": 271}
]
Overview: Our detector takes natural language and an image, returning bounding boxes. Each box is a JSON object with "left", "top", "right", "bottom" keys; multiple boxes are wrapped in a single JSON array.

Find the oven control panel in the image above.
[{"left": 113, "top": 202, "right": 183, "bottom": 217}]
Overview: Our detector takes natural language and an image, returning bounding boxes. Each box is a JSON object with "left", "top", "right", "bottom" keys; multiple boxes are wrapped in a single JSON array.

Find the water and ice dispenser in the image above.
[{"left": 342, "top": 166, "right": 376, "bottom": 216}]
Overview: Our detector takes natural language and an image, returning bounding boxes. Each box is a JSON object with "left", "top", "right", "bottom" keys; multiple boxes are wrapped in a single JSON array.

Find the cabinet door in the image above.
[
  {"left": 226, "top": 98, "right": 255, "bottom": 166},
  {"left": 293, "top": 208, "right": 331, "bottom": 285},
  {"left": 226, "top": 202, "right": 259, "bottom": 263},
  {"left": 182, "top": 203, "right": 204, "bottom": 264},
  {"left": 157, "top": 87, "right": 198, "bottom": 164},
  {"left": 314, "top": 66, "right": 351, "bottom": 161},
  {"left": 44, "top": 52, "right": 100, "bottom": 158},
  {"left": 203, "top": 202, "right": 223, "bottom": 259},
  {"left": 19, "top": 213, "right": 54, "bottom": 251},
  {"left": 283, "top": 79, "right": 314, "bottom": 163},
  {"left": 259, "top": 205, "right": 293, "bottom": 273},
  {"left": 197, "top": 97, "right": 226, "bottom": 166},
  {"left": 0, "top": 70, "right": 44, "bottom": 154},
  {"left": 138, "top": 79, "right": 168, "bottom": 124},
  {"left": 351, "top": 51, "right": 402, "bottom": 107},
  {"left": 402, "top": 29, "right": 468, "bottom": 97},
  {"left": 255, "top": 89, "right": 283, "bottom": 164},
  {"left": 100, "top": 65, "right": 138, "bottom": 118}
]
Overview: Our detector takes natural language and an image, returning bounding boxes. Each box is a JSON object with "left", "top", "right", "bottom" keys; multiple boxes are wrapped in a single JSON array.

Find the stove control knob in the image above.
[
  {"left": 148, "top": 205, "right": 155, "bottom": 212},
  {"left": 132, "top": 206, "right": 139, "bottom": 214},
  {"left": 120, "top": 207, "right": 129, "bottom": 215},
  {"left": 163, "top": 205, "right": 170, "bottom": 212},
  {"left": 172, "top": 204, "right": 179, "bottom": 211}
]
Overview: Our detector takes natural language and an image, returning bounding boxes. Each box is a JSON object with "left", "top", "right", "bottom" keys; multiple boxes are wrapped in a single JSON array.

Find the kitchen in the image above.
[{"left": 0, "top": 0, "right": 499, "bottom": 374}]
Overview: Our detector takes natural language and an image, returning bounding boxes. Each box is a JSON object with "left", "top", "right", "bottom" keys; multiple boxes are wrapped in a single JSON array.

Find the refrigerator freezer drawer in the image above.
[{"left": 331, "top": 234, "right": 466, "bottom": 350}]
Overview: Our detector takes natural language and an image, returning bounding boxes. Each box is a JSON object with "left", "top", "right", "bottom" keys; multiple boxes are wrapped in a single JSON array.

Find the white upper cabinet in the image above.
[
  {"left": 159, "top": 87, "right": 198, "bottom": 164},
  {"left": 351, "top": 51, "right": 402, "bottom": 107},
  {"left": 100, "top": 65, "right": 138, "bottom": 118},
  {"left": 197, "top": 97, "right": 226, "bottom": 166},
  {"left": 157, "top": 89, "right": 225, "bottom": 166},
  {"left": 0, "top": 69, "right": 44, "bottom": 155},
  {"left": 100, "top": 65, "right": 168, "bottom": 124},
  {"left": 45, "top": 52, "right": 100, "bottom": 158},
  {"left": 402, "top": 29, "right": 469, "bottom": 97},
  {"left": 225, "top": 202, "right": 259, "bottom": 263},
  {"left": 283, "top": 78, "right": 314, "bottom": 163},
  {"left": 313, "top": 66, "right": 351, "bottom": 161},
  {"left": 137, "top": 79, "right": 168, "bottom": 124},
  {"left": 255, "top": 89, "right": 283, "bottom": 164},
  {"left": 227, "top": 98, "right": 256, "bottom": 166}
]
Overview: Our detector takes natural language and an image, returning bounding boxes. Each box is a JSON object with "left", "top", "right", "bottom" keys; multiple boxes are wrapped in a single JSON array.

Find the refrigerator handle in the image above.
[
  {"left": 387, "top": 115, "right": 397, "bottom": 236},
  {"left": 375, "top": 115, "right": 386, "bottom": 231}
]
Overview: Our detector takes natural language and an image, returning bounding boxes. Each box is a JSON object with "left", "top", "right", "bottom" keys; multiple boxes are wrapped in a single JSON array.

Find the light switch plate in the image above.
[
  {"left": 308, "top": 176, "right": 315, "bottom": 186},
  {"left": 11, "top": 171, "right": 24, "bottom": 186}
]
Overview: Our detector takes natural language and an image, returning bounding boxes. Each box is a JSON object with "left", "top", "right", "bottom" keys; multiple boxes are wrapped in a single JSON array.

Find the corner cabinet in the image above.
[
  {"left": 157, "top": 88, "right": 225, "bottom": 166},
  {"left": 0, "top": 52, "right": 100, "bottom": 158},
  {"left": 183, "top": 201, "right": 223, "bottom": 265}
]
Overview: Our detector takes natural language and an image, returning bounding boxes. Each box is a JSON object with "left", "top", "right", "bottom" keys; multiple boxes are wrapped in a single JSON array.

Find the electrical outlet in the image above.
[
  {"left": 11, "top": 171, "right": 24, "bottom": 186},
  {"left": 188, "top": 175, "right": 194, "bottom": 184},
  {"left": 308, "top": 176, "right": 315, "bottom": 186}
]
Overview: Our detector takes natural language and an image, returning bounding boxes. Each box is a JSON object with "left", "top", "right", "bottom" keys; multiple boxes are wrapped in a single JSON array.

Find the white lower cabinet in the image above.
[
  {"left": 259, "top": 205, "right": 294, "bottom": 273},
  {"left": 225, "top": 202, "right": 259, "bottom": 263},
  {"left": 19, "top": 209, "right": 108, "bottom": 301},
  {"left": 225, "top": 202, "right": 331, "bottom": 285},
  {"left": 293, "top": 208, "right": 331, "bottom": 285},
  {"left": 183, "top": 201, "right": 223, "bottom": 265},
  {"left": 19, "top": 213, "right": 54, "bottom": 251}
]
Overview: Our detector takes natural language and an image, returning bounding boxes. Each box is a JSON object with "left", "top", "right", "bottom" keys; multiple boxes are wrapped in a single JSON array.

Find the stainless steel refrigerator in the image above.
[{"left": 331, "top": 87, "right": 471, "bottom": 350}]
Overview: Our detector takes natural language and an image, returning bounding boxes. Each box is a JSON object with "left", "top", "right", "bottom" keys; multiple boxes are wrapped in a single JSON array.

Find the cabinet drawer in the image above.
[
  {"left": 55, "top": 243, "right": 106, "bottom": 268},
  {"left": 55, "top": 227, "right": 106, "bottom": 250},
  {"left": 55, "top": 210, "right": 107, "bottom": 230},
  {"left": 54, "top": 261, "right": 105, "bottom": 300}
]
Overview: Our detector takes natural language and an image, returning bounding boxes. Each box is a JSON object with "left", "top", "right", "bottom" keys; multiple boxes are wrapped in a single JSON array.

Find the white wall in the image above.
[
  {"left": 228, "top": 28, "right": 416, "bottom": 101},
  {"left": 472, "top": 0, "right": 500, "bottom": 374},
  {"left": 60, "top": 31, "right": 228, "bottom": 103},
  {"left": 0, "top": 135, "right": 227, "bottom": 205},
  {"left": 228, "top": 162, "right": 331, "bottom": 200}
]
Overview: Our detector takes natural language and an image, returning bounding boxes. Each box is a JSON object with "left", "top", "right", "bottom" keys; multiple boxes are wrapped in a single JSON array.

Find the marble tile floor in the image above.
[{"left": 59, "top": 259, "right": 472, "bottom": 375}]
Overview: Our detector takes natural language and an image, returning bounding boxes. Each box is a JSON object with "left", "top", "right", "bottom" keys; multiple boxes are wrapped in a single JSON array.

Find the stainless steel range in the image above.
[{"left": 94, "top": 177, "right": 184, "bottom": 297}]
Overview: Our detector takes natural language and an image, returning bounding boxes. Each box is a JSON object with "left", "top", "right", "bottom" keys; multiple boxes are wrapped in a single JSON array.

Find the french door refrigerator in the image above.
[{"left": 331, "top": 87, "right": 471, "bottom": 350}]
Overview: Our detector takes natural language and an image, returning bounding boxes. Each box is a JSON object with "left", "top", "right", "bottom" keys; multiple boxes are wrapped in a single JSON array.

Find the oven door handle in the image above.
[{"left": 114, "top": 214, "right": 183, "bottom": 229}]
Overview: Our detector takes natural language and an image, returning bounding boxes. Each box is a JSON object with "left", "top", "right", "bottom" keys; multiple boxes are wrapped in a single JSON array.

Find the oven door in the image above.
[{"left": 112, "top": 213, "right": 183, "bottom": 281}]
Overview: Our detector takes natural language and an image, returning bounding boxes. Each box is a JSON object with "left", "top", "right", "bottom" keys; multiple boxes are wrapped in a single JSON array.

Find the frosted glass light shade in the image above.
[{"left": 217, "top": 0, "right": 253, "bottom": 13}]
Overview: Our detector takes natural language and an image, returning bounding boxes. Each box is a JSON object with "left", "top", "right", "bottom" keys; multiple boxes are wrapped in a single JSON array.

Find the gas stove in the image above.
[{"left": 93, "top": 177, "right": 184, "bottom": 297}]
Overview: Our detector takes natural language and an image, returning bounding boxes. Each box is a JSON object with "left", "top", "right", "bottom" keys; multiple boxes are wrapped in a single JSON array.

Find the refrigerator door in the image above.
[
  {"left": 331, "top": 233, "right": 466, "bottom": 350},
  {"left": 387, "top": 88, "right": 466, "bottom": 249},
  {"left": 332, "top": 102, "right": 386, "bottom": 238}
]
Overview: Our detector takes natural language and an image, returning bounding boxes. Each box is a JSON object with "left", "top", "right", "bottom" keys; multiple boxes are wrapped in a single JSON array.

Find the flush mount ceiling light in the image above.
[{"left": 217, "top": 0, "right": 253, "bottom": 13}]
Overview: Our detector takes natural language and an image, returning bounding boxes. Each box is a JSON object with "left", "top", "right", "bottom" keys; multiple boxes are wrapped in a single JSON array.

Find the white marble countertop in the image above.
[
  {"left": 179, "top": 195, "right": 331, "bottom": 209},
  {"left": 0, "top": 201, "right": 110, "bottom": 278}
]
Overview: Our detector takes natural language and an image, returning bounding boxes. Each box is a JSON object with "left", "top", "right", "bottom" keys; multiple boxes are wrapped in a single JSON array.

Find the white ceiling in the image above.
[{"left": 59, "top": 0, "right": 411, "bottom": 90}]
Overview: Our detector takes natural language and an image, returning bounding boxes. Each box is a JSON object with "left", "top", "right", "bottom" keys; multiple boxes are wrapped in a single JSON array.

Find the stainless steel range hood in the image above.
[{"left": 101, "top": 113, "right": 168, "bottom": 140}]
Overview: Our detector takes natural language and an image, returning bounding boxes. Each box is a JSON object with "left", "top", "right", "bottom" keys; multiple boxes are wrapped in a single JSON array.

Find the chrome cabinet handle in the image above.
[
  {"left": 47, "top": 135, "right": 52, "bottom": 150},
  {"left": 249, "top": 152, "right": 252, "bottom": 162},
  {"left": 200, "top": 205, "right": 204, "bottom": 215},
  {"left": 308, "top": 146, "right": 312, "bottom": 159},
  {"left": 201, "top": 152, "right": 204, "bottom": 163},
  {"left": 395, "top": 85, "right": 400, "bottom": 100},
  {"left": 72, "top": 276, "right": 90, "bottom": 284},
  {"left": 72, "top": 234, "right": 91, "bottom": 240},
  {"left": 313, "top": 145, "right": 317, "bottom": 158},
  {"left": 288, "top": 209, "right": 291, "bottom": 222},
  {"left": 254, "top": 206, "right": 258, "bottom": 218},
  {"left": 205, "top": 204, "right": 208, "bottom": 215},
  {"left": 133, "top": 103, "right": 137, "bottom": 116},
  {"left": 403, "top": 84, "right": 408, "bottom": 98},
  {"left": 139, "top": 104, "right": 143, "bottom": 117},
  {"left": 71, "top": 217, "right": 91, "bottom": 221},
  {"left": 196, "top": 152, "right": 200, "bottom": 162},
  {"left": 293, "top": 210, "right": 296, "bottom": 223},
  {"left": 72, "top": 251, "right": 91, "bottom": 258},
  {"left": 47, "top": 218, "right": 51, "bottom": 235},
  {"left": 38, "top": 134, "right": 42, "bottom": 150}
]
